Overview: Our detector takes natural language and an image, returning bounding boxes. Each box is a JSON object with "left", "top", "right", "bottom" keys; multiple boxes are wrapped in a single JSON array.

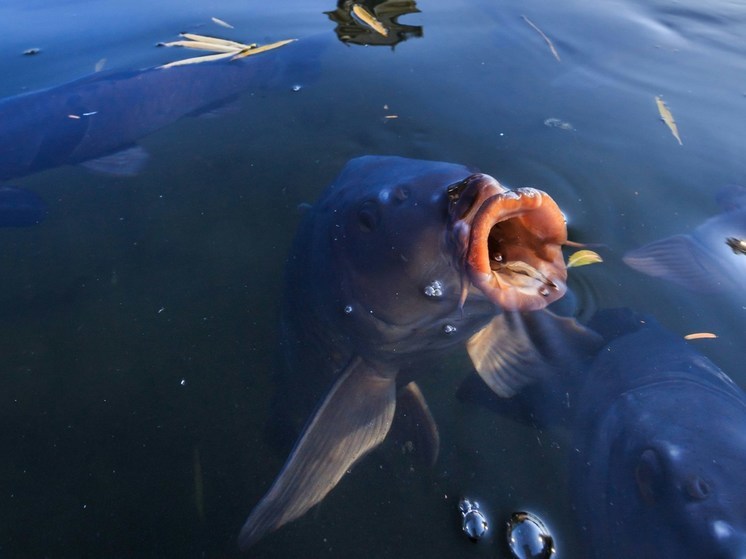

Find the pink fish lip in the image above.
[{"left": 448, "top": 174, "right": 568, "bottom": 311}]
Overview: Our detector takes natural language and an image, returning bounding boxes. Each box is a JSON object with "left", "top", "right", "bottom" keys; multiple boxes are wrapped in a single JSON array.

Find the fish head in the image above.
[
  {"left": 595, "top": 382, "right": 746, "bottom": 558},
  {"left": 316, "top": 156, "right": 567, "bottom": 348},
  {"left": 624, "top": 421, "right": 746, "bottom": 558}
]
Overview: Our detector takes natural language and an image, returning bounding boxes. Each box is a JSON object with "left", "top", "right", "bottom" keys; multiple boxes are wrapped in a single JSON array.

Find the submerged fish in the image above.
[
  {"left": 573, "top": 309, "right": 746, "bottom": 557},
  {"left": 0, "top": 36, "right": 321, "bottom": 182},
  {"left": 238, "top": 155, "right": 570, "bottom": 549},
  {"left": 460, "top": 308, "right": 746, "bottom": 558},
  {"left": 623, "top": 185, "right": 746, "bottom": 293}
]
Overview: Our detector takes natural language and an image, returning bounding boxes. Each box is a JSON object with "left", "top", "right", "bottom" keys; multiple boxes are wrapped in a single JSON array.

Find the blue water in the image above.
[{"left": 1, "top": 0, "right": 745, "bottom": 557}]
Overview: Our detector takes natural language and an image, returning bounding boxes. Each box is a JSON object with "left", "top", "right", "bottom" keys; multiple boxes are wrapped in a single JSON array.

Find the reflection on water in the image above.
[
  {"left": 0, "top": 0, "right": 745, "bottom": 557},
  {"left": 325, "top": 0, "right": 422, "bottom": 46}
]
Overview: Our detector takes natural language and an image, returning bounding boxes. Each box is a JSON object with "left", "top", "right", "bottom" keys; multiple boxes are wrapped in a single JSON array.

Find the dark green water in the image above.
[{"left": 1, "top": 0, "right": 745, "bottom": 557}]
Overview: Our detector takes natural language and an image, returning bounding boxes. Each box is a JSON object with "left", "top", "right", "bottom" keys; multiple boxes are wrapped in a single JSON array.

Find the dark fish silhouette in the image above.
[
  {"left": 460, "top": 308, "right": 746, "bottom": 558},
  {"left": 0, "top": 36, "right": 319, "bottom": 182},
  {"left": 239, "top": 155, "right": 570, "bottom": 549},
  {"left": 623, "top": 185, "right": 746, "bottom": 293}
]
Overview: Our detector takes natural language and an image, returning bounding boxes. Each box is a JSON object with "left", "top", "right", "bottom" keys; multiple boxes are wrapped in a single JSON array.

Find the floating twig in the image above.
[{"left": 522, "top": 15, "right": 560, "bottom": 62}]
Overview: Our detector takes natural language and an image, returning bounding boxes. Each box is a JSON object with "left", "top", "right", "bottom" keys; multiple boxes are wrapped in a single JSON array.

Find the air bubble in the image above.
[
  {"left": 423, "top": 280, "right": 444, "bottom": 298},
  {"left": 507, "top": 511, "right": 555, "bottom": 559},
  {"left": 443, "top": 324, "right": 457, "bottom": 334},
  {"left": 343, "top": 305, "right": 353, "bottom": 314}
]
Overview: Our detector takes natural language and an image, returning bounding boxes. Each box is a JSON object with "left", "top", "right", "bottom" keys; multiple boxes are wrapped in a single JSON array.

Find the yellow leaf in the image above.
[
  {"left": 567, "top": 249, "right": 603, "bottom": 268},
  {"left": 655, "top": 96, "right": 683, "bottom": 145},
  {"left": 684, "top": 332, "right": 718, "bottom": 340},
  {"left": 231, "top": 39, "right": 297, "bottom": 60},
  {"left": 351, "top": 3, "right": 389, "bottom": 37}
]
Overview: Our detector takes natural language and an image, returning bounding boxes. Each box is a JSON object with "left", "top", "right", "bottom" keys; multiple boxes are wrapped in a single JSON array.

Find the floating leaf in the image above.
[
  {"left": 232, "top": 39, "right": 297, "bottom": 60},
  {"left": 567, "top": 249, "right": 603, "bottom": 268},
  {"left": 160, "top": 39, "right": 246, "bottom": 53},
  {"left": 159, "top": 50, "right": 239, "bottom": 69},
  {"left": 180, "top": 33, "right": 249, "bottom": 49},
  {"left": 351, "top": 3, "right": 389, "bottom": 37},
  {"left": 522, "top": 15, "right": 560, "bottom": 62},
  {"left": 684, "top": 332, "right": 718, "bottom": 340},
  {"left": 158, "top": 35, "right": 295, "bottom": 68},
  {"left": 211, "top": 16, "right": 234, "bottom": 29},
  {"left": 655, "top": 96, "right": 683, "bottom": 145}
]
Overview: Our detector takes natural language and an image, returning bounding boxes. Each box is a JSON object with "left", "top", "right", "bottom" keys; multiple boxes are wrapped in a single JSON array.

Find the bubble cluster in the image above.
[{"left": 423, "top": 280, "right": 444, "bottom": 298}]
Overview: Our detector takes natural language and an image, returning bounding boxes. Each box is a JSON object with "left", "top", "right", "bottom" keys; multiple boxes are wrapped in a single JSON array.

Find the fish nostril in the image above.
[
  {"left": 357, "top": 201, "right": 380, "bottom": 232},
  {"left": 686, "top": 476, "right": 711, "bottom": 501},
  {"left": 392, "top": 186, "right": 410, "bottom": 202}
]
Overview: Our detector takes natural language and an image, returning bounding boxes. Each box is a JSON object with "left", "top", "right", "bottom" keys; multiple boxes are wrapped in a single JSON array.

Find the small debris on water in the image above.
[
  {"left": 23, "top": 48, "right": 41, "bottom": 56},
  {"left": 291, "top": 84, "right": 302, "bottom": 92},
  {"left": 521, "top": 15, "right": 560, "bottom": 61},
  {"left": 543, "top": 118, "right": 573, "bottom": 131},
  {"left": 683, "top": 332, "right": 717, "bottom": 340},
  {"left": 343, "top": 305, "right": 353, "bottom": 314},
  {"left": 211, "top": 16, "right": 234, "bottom": 29},
  {"left": 655, "top": 95, "right": 683, "bottom": 145},
  {"left": 443, "top": 324, "right": 457, "bottom": 334}
]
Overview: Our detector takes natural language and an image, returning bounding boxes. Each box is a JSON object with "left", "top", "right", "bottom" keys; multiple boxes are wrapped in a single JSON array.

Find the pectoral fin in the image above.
[
  {"left": 238, "top": 357, "right": 397, "bottom": 550},
  {"left": 392, "top": 381, "right": 440, "bottom": 467},
  {"left": 467, "top": 310, "right": 603, "bottom": 397}
]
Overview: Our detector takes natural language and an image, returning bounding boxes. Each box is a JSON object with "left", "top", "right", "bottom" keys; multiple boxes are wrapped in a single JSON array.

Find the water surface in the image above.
[{"left": 1, "top": 0, "right": 745, "bottom": 557}]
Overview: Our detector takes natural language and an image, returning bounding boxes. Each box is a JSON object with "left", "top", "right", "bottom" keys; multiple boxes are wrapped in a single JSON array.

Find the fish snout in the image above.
[
  {"left": 711, "top": 521, "right": 746, "bottom": 559},
  {"left": 454, "top": 182, "right": 568, "bottom": 311}
]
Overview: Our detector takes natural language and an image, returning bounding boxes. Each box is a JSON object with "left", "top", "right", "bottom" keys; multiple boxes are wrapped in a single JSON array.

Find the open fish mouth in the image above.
[{"left": 449, "top": 174, "right": 568, "bottom": 311}]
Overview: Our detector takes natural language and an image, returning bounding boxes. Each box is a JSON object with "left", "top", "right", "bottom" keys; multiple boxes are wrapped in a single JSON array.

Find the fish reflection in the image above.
[
  {"left": 238, "top": 155, "right": 569, "bottom": 549},
  {"left": 623, "top": 185, "right": 746, "bottom": 293},
  {"left": 325, "top": 0, "right": 422, "bottom": 46},
  {"left": 461, "top": 308, "right": 746, "bottom": 558}
]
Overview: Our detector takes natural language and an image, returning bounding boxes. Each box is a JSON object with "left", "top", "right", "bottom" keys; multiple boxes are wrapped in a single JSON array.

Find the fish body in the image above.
[
  {"left": 0, "top": 36, "right": 318, "bottom": 182},
  {"left": 458, "top": 308, "right": 746, "bottom": 557},
  {"left": 571, "top": 309, "right": 746, "bottom": 557},
  {"left": 239, "top": 155, "right": 569, "bottom": 549},
  {"left": 623, "top": 185, "right": 746, "bottom": 293}
]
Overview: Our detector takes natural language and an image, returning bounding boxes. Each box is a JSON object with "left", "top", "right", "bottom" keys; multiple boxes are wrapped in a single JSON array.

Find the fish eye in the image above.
[
  {"left": 357, "top": 200, "right": 380, "bottom": 233},
  {"left": 636, "top": 448, "right": 664, "bottom": 505},
  {"left": 685, "top": 476, "right": 711, "bottom": 501}
]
